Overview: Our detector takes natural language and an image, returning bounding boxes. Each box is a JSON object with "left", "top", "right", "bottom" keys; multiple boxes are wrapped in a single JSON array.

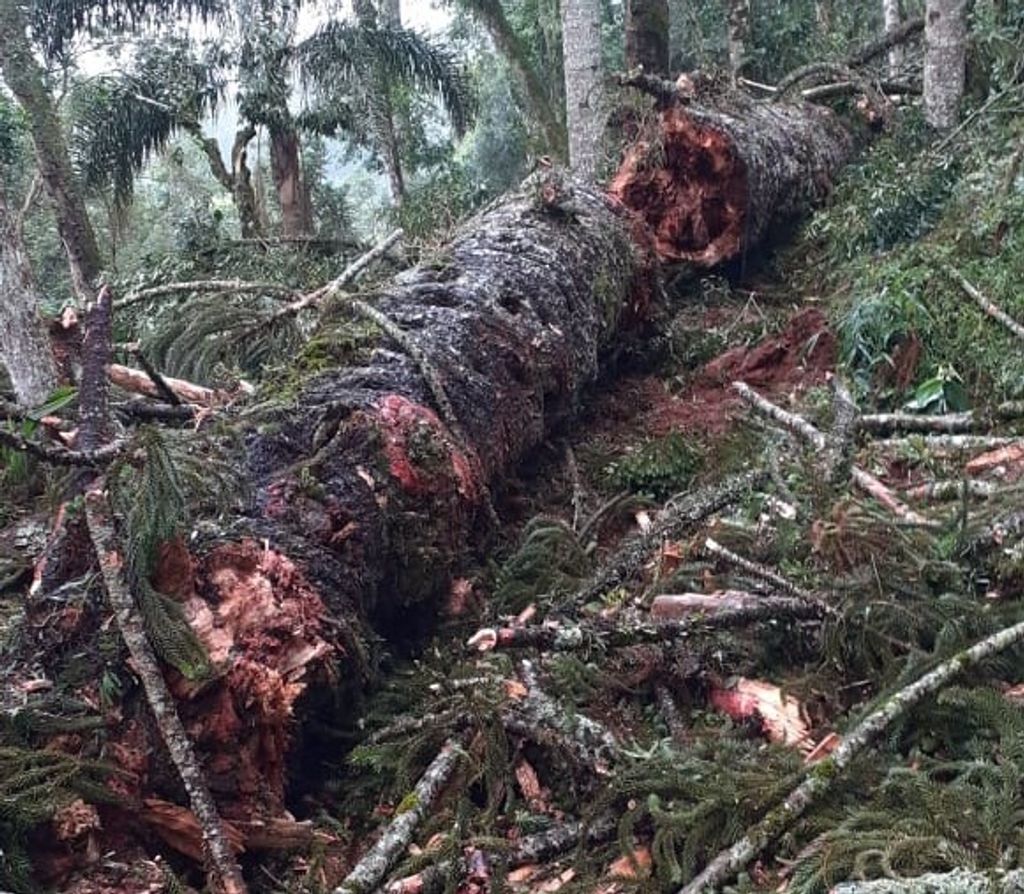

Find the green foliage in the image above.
[
  {"left": 296, "top": 18, "right": 474, "bottom": 137},
  {"left": 0, "top": 747, "right": 114, "bottom": 893},
  {"left": 590, "top": 740, "right": 803, "bottom": 886},
  {"left": 108, "top": 428, "right": 231, "bottom": 679},
  {"left": 493, "top": 516, "right": 591, "bottom": 613},
  {"left": 789, "top": 687, "right": 1024, "bottom": 893},
  {"left": 789, "top": 94, "right": 1024, "bottom": 406},
  {"left": 69, "top": 38, "right": 227, "bottom": 208},
  {"left": 604, "top": 433, "right": 703, "bottom": 501}
]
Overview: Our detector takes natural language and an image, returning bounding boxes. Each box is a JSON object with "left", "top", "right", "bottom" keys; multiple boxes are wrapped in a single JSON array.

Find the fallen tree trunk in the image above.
[{"left": 608, "top": 86, "right": 852, "bottom": 266}]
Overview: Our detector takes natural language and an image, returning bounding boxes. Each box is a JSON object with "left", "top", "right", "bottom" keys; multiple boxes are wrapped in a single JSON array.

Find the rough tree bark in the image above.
[
  {"left": 463, "top": 0, "right": 567, "bottom": 158},
  {"left": 561, "top": 0, "right": 607, "bottom": 179},
  {"left": 0, "top": 181, "right": 59, "bottom": 407},
  {"left": 0, "top": 0, "right": 103, "bottom": 296},
  {"left": 608, "top": 85, "right": 852, "bottom": 266},
  {"left": 269, "top": 125, "right": 315, "bottom": 238},
  {"left": 625, "top": 0, "right": 670, "bottom": 76},
  {"left": 924, "top": 0, "right": 968, "bottom": 130}
]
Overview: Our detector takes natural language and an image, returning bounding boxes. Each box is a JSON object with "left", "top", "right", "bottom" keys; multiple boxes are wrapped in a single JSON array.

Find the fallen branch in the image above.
[
  {"left": 385, "top": 814, "right": 618, "bottom": 894},
  {"left": 505, "top": 660, "right": 619, "bottom": 774},
  {"left": 651, "top": 590, "right": 764, "bottom": 619},
  {"left": 903, "top": 479, "right": 996, "bottom": 501},
  {"left": 107, "top": 363, "right": 245, "bottom": 407},
  {"left": 850, "top": 467, "right": 936, "bottom": 527},
  {"left": 678, "top": 615, "right": 1024, "bottom": 894},
  {"left": 877, "top": 434, "right": 1018, "bottom": 453},
  {"left": 733, "top": 382, "right": 934, "bottom": 525},
  {"left": 830, "top": 868, "right": 1024, "bottom": 893},
  {"left": 945, "top": 264, "right": 1024, "bottom": 342},
  {"left": 470, "top": 596, "right": 825, "bottom": 652},
  {"left": 733, "top": 382, "right": 827, "bottom": 450},
  {"left": 85, "top": 489, "right": 248, "bottom": 894},
  {"left": 966, "top": 441, "right": 1024, "bottom": 476},
  {"left": 568, "top": 469, "right": 768, "bottom": 610},
  {"left": 116, "top": 279, "right": 300, "bottom": 311},
  {"left": 0, "top": 428, "right": 125, "bottom": 467},
  {"left": 859, "top": 402, "right": 1024, "bottom": 434},
  {"left": 261, "top": 229, "right": 404, "bottom": 328},
  {"left": 332, "top": 739, "right": 463, "bottom": 894}
]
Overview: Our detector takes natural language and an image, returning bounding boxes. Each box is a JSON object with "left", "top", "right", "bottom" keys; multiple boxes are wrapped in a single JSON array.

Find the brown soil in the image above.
[{"left": 591, "top": 307, "right": 836, "bottom": 443}]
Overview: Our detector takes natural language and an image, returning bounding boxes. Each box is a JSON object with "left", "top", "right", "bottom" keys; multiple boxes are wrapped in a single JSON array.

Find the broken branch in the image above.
[
  {"left": 678, "top": 615, "right": 1024, "bottom": 894},
  {"left": 945, "top": 264, "right": 1024, "bottom": 342},
  {"left": 332, "top": 739, "right": 463, "bottom": 894}
]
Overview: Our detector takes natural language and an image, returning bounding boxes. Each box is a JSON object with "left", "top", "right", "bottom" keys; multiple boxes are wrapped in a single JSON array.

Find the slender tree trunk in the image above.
[
  {"left": 924, "top": 0, "right": 967, "bottom": 130},
  {"left": 0, "top": 0, "right": 103, "bottom": 298},
  {"left": 625, "top": 0, "right": 670, "bottom": 75},
  {"left": 231, "top": 125, "right": 263, "bottom": 239},
  {"left": 883, "top": 0, "right": 904, "bottom": 75},
  {"left": 466, "top": 0, "right": 567, "bottom": 158},
  {"left": 561, "top": 0, "right": 606, "bottom": 179},
  {"left": 0, "top": 182, "right": 59, "bottom": 407},
  {"left": 726, "top": 0, "right": 751, "bottom": 82},
  {"left": 268, "top": 126, "right": 314, "bottom": 238}
]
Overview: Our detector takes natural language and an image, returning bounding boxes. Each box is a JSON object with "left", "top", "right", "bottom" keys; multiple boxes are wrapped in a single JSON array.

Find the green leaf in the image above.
[{"left": 27, "top": 386, "right": 78, "bottom": 421}]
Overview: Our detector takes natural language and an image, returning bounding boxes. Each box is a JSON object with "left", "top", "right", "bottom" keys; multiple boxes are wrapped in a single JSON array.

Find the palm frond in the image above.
[
  {"left": 31, "top": 0, "right": 223, "bottom": 61},
  {"left": 295, "top": 20, "right": 474, "bottom": 135},
  {"left": 69, "top": 40, "right": 226, "bottom": 207}
]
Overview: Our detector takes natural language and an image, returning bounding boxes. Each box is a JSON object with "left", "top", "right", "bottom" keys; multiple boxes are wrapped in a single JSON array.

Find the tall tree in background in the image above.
[
  {"left": 924, "top": 0, "right": 968, "bottom": 129},
  {"left": 625, "top": 0, "right": 670, "bottom": 75},
  {"left": 726, "top": 0, "right": 751, "bottom": 82},
  {"left": 0, "top": 181, "right": 59, "bottom": 406},
  {"left": 883, "top": 0, "right": 904, "bottom": 75},
  {"left": 0, "top": 0, "right": 104, "bottom": 297},
  {"left": 561, "top": 0, "right": 605, "bottom": 178},
  {"left": 460, "top": 0, "right": 566, "bottom": 157}
]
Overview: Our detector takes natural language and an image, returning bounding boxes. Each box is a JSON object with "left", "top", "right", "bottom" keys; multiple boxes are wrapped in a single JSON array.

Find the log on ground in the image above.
[{"left": 607, "top": 89, "right": 852, "bottom": 266}]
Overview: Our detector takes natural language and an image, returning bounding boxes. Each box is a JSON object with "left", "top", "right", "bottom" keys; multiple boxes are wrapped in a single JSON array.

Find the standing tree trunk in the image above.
[
  {"left": 185, "top": 121, "right": 264, "bottom": 239},
  {"left": 726, "top": 0, "right": 752, "bottom": 83},
  {"left": 463, "top": 0, "right": 567, "bottom": 158},
  {"left": 883, "top": 0, "right": 904, "bottom": 76},
  {"left": 0, "top": 0, "right": 103, "bottom": 297},
  {"left": 268, "top": 125, "right": 314, "bottom": 238},
  {"left": 561, "top": 0, "right": 606, "bottom": 179},
  {"left": 0, "top": 182, "right": 59, "bottom": 407},
  {"left": 924, "top": 0, "right": 968, "bottom": 130},
  {"left": 625, "top": 0, "right": 670, "bottom": 76}
]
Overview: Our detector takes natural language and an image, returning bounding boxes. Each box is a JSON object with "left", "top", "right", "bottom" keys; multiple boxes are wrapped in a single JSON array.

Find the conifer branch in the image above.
[
  {"left": 678, "top": 616, "right": 1024, "bottom": 894},
  {"left": 85, "top": 488, "right": 248, "bottom": 894}
]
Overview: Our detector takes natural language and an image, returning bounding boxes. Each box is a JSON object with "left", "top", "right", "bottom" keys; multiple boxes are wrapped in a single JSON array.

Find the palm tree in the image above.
[{"left": 70, "top": 0, "right": 473, "bottom": 235}]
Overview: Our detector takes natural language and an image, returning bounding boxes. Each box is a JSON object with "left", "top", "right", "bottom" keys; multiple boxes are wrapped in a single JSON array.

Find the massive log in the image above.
[
  {"left": 608, "top": 87, "right": 852, "bottom": 266},
  {"left": 14, "top": 129, "right": 858, "bottom": 882}
]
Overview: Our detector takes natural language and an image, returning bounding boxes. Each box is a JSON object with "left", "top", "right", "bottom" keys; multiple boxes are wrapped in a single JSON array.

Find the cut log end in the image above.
[
  {"left": 607, "top": 95, "right": 852, "bottom": 267},
  {"left": 609, "top": 106, "right": 748, "bottom": 266}
]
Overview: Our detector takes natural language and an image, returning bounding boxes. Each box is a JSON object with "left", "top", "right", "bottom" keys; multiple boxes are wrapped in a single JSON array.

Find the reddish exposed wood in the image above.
[{"left": 608, "top": 94, "right": 851, "bottom": 267}]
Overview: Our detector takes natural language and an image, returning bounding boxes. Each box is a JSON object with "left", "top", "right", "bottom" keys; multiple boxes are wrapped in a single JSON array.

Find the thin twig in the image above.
[
  {"left": 703, "top": 537, "right": 822, "bottom": 604},
  {"left": 116, "top": 279, "right": 300, "bottom": 311},
  {"left": 679, "top": 615, "right": 1024, "bottom": 894}
]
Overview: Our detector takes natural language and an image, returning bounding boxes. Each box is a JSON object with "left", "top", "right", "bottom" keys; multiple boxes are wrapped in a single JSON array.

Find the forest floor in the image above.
[{"left": 4, "top": 106, "right": 1024, "bottom": 894}]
